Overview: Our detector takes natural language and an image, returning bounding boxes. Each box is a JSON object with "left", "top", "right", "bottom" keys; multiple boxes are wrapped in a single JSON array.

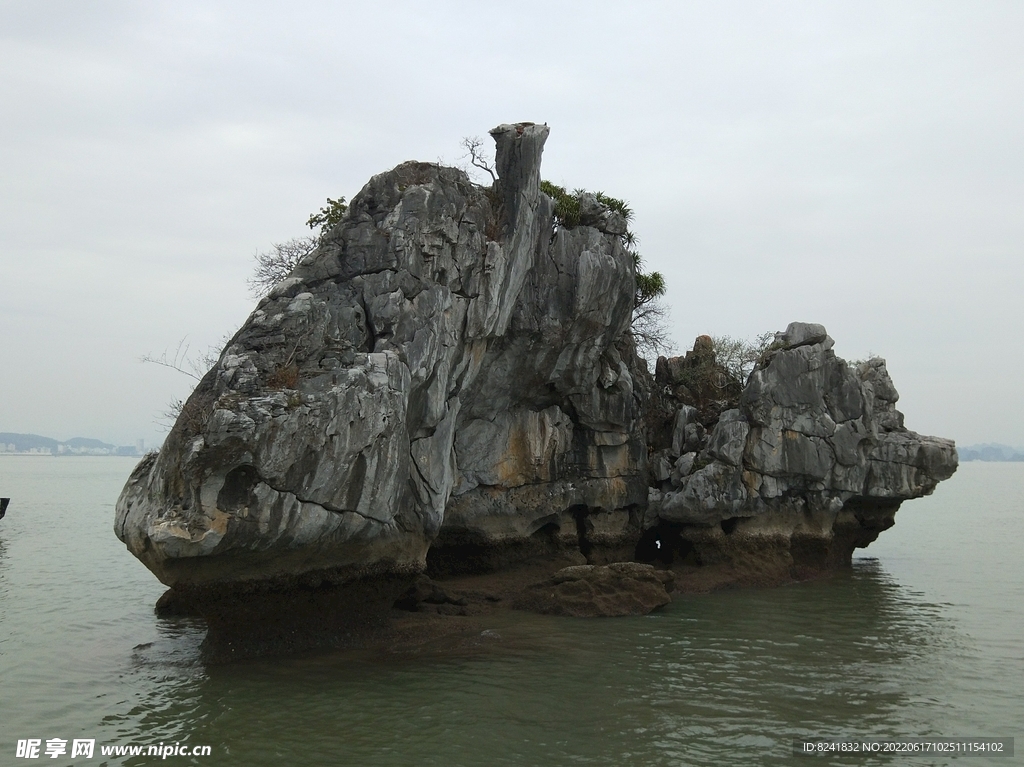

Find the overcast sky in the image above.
[{"left": 1, "top": 1, "right": 1021, "bottom": 449}]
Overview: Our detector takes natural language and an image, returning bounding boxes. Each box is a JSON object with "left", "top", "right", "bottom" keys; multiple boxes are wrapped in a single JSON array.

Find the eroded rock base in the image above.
[
  {"left": 156, "top": 575, "right": 415, "bottom": 661},
  {"left": 158, "top": 511, "right": 902, "bottom": 661},
  {"left": 635, "top": 498, "right": 901, "bottom": 590},
  {"left": 161, "top": 497, "right": 904, "bottom": 659},
  {"left": 425, "top": 523, "right": 639, "bottom": 578}
]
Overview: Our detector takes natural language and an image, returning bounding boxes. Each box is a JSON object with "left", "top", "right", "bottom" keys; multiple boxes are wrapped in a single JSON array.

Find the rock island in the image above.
[{"left": 116, "top": 123, "right": 957, "bottom": 653}]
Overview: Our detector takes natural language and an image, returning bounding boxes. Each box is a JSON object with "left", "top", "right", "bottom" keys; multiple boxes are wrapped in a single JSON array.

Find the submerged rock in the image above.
[{"left": 514, "top": 562, "right": 673, "bottom": 617}]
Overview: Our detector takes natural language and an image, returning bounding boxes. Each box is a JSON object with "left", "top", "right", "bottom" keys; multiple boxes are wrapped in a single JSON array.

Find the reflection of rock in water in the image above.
[
  {"left": 155, "top": 576, "right": 415, "bottom": 661},
  {"left": 128, "top": 615, "right": 207, "bottom": 673},
  {"left": 125, "top": 558, "right": 967, "bottom": 767},
  {"left": 639, "top": 558, "right": 962, "bottom": 748}
]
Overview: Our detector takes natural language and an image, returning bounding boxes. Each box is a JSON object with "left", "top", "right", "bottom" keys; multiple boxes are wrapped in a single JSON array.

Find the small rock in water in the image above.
[{"left": 513, "top": 563, "right": 673, "bottom": 618}]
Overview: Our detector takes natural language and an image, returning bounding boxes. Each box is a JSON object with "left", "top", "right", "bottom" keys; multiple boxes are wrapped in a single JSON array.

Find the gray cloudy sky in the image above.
[{"left": 2, "top": 1, "right": 1021, "bottom": 449}]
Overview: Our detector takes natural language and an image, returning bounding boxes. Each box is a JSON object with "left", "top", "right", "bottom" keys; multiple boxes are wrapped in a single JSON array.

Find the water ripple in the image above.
[{"left": 1, "top": 459, "right": 1022, "bottom": 765}]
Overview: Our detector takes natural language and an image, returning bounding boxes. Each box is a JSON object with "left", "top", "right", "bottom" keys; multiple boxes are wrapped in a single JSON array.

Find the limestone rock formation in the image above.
[
  {"left": 116, "top": 123, "right": 958, "bottom": 631},
  {"left": 116, "top": 122, "right": 644, "bottom": 600},
  {"left": 640, "top": 323, "right": 958, "bottom": 579}
]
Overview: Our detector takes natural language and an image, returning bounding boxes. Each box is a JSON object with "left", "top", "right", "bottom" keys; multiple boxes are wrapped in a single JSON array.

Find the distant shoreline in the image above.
[
  {"left": 958, "top": 444, "right": 1024, "bottom": 462},
  {"left": 0, "top": 453, "right": 144, "bottom": 458},
  {"left": 0, "top": 431, "right": 148, "bottom": 457}
]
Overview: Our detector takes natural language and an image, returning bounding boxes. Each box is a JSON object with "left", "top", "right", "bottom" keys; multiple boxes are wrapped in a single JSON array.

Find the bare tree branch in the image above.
[
  {"left": 710, "top": 332, "right": 776, "bottom": 384},
  {"left": 631, "top": 297, "right": 677, "bottom": 363},
  {"left": 460, "top": 136, "right": 497, "bottom": 184},
  {"left": 140, "top": 338, "right": 219, "bottom": 382},
  {"left": 248, "top": 236, "right": 319, "bottom": 299},
  {"left": 157, "top": 398, "right": 185, "bottom": 430},
  {"left": 142, "top": 335, "right": 229, "bottom": 430}
]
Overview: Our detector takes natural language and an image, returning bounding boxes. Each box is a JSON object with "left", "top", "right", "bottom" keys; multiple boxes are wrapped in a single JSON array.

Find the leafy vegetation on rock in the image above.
[
  {"left": 709, "top": 332, "right": 778, "bottom": 384},
  {"left": 305, "top": 196, "right": 348, "bottom": 240},
  {"left": 248, "top": 196, "right": 349, "bottom": 299}
]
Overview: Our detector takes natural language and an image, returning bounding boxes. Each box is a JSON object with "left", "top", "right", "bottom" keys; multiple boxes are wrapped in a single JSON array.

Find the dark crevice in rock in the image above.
[
  {"left": 217, "top": 465, "right": 258, "bottom": 512},
  {"left": 354, "top": 294, "right": 377, "bottom": 352},
  {"left": 253, "top": 470, "right": 392, "bottom": 528},
  {"left": 635, "top": 523, "right": 693, "bottom": 567},
  {"left": 408, "top": 444, "right": 439, "bottom": 499},
  {"left": 344, "top": 453, "right": 368, "bottom": 511},
  {"left": 570, "top": 505, "right": 594, "bottom": 562},
  {"left": 531, "top": 521, "right": 561, "bottom": 547}
]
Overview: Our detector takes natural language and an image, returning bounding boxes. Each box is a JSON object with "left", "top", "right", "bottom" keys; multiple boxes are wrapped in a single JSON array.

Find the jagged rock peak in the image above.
[
  {"left": 644, "top": 322, "right": 957, "bottom": 575},
  {"left": 774, "top": 321, "right": 831, "bottom": 349},
  {"left": 490, "top": 122, "right": 549, "bottom": 226}
]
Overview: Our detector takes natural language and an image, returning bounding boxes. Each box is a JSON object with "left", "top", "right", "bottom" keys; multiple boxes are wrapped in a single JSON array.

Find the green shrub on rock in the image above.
[{"left": 539, "top": 180, "right": 670, "bottom": 357}]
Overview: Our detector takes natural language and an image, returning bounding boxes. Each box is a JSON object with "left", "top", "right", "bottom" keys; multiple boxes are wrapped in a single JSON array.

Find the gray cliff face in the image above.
[
  {"left": 116, "top": 126, "right": 957, "bottom": 605},
  {"left": 642, "top": 322, "right": 958, "bottom": 576},
  {"left": 116, "top": 123, "right": 644, "bottom": 590}
]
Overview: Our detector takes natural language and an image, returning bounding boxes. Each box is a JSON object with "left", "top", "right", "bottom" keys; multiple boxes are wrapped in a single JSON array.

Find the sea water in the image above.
[{"left": 0, "top": 457, "right": 1021, "bottom": 766}]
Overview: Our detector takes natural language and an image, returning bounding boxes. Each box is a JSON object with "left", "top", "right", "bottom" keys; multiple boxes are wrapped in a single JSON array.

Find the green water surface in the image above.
[{"left": 0, "top": 457, "right": 1020, "bottom": 766}]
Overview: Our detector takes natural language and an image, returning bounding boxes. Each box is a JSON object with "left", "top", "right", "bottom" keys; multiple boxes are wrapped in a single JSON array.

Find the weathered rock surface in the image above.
[
  {"left": 116, "top": 123, "right": 957, "bottom": 638},
  {"left": 640, "top": 324, "right": 958, "bottom": 577},
  {"left": 116, "top": 122, "right": 644, "bottom": 603},
  {"left": 513, "top": 562, "right": 673, "bottom": 617}
]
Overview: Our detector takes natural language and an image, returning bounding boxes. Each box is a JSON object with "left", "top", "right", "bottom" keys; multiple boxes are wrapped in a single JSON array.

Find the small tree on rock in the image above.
[
  {"left": 248, "top": 236, "right": 318, "bottom": 299},
  {"left": 460, "top": 137, "right": 497, "bottom": 184},
  {"left": 248, "top": 196, "right": 349, "bottom": 299},
  {"left": 710, "top": 332, "right": 777, "bottom": 384},
  {"left": 306, "top": 196, "right": 348, "bottom": 239}
]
